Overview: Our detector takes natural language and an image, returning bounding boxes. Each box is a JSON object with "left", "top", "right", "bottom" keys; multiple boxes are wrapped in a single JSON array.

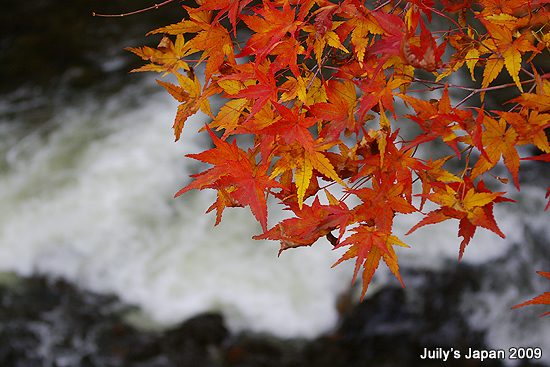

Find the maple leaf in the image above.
[
  {"left": 191, "top": 0, "right": 253, "bottom": 36},
  {"left": 324, "top": 145, "right": 360, "bottom": 180},
  {"left": 407, "top": 178, "right": 510, "bottom": 259},
  {"left": 480, "top": 56, "right": 505, "bottom": 101},
  {"left": 498, "top": 110, "right": 550, "bottom": 153},
  {"left": 480, "top": 19, "right": 539, "bottom": 92},
  {"left": 175, "top": 126, "right": 282, "bottom": 232},
  {"left": 266, "top": 102, "right": 318, "bottom": 150},
  {"left": 401, "top": 85, "right": 464, "bottom": 155},
  {"left": 308, "top": 79, "right": 358, "bottom": 141},
  {"left": 512, "top": 271, "right": 550, "bottom": 317},
  {"left": 253, "top": 200, "right": 329, "bottom": 253},
  {"left": 147, "top": 7, "right": 211, "bottom": 36},
  {"left": 181, "top": 23, "right": 236, "bottom": 84},
  {"left": 400, "top": 18, "right": 447, "bottom": 72},
  {"left": 303, "top": 16, "right": 349, "bottom": 66},
  {"left": 509, "top": 93, "right": 550, "bottom": 112},
  {"left": 279, "top": 76, "right": 307, "bottom": 104},
  {"left": 357, "top": 75, "right": 408, "bottom": 121},
  {"left": 478, "top": 0, "right": 528, "bottom": 16},
  {"left": 362, "top": 12, "right": 405, "bottom": 59},
  {"left": 332, "top": 225, "right": 408, "bottom": 300},
  {"left": 417, "top": 157, "right": 462, "bottom": 211},
  {"left": 437, "top": 27, "right": 482, "bottom": 82},
  {"left": 157, "top": 75, "right": 215, "bottom": 141},
  {"left": 356, "top": 130, "right": 428, "bottom": 202},
  {"left": 231, "top": 69, "right": 278, "bottom": 124},
  {"left": 238, "top": 0, "right": 302, "bottom": 63},
  {"left": 269, "top": 140, "right": 345, "bottom": 209},
  {"left": 254, "top": 194, "right": 352, "bottom": 255},
  {"left": 351, "top": 171, "right": 417, "bottom": 233},
  {"left": 205, "top": 177, "right": 244, "bottom": 226},
  {"left": 207, "top": 98, "right": 250, "bottom": 139},
  {"left": 269, "top": 37, "right": 306, "bottom": 76},
  {"left": 470, "top": 112, "right": 520, "bottom": 190},
  {"left": 126, "top": 35, "right": 190, "bottom": 75}
]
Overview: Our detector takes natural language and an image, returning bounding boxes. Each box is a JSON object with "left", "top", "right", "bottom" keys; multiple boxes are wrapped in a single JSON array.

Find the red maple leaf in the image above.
[
  {"left": 175, "top": 125, "right": 282, "bottom": 232},
  {"left": 254, "top": 195, "right": 352, "bottom": 255},
  {"left": 407, "top": 178, "right": 513, "bottom": 259},
  {"left": 308, "top": 79, "right": 358, "bottom": 142},
  {"left": 332, "top": 225, "right": 408, "bottom": 300},
  {"left": 238, "top": 0, "right": 302, "bottom": 63},
  {"left": 351, "top": 170, "right": 417, "bottom": 233},
  {"left": 231, "top": 70, "right": 279, "bottom": 124},
  {"left": 191, "top": 0, "right": 253, "bottom": 36},
  {"left": 401, "top": 85, "right": 464, "bottom": 156},
  {"left": 512, "top": 271, "right": 550, "bottom": 317}
]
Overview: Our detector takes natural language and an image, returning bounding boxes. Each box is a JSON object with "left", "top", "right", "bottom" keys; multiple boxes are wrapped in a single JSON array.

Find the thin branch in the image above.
[{"left": 93, "top": 0, "right": 175, "bottom": 17}]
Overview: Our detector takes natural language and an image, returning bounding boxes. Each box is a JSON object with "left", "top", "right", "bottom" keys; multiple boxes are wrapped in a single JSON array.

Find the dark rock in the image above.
[
  {"left": 222, "top": 332, "right": 306, "bottom": 367},
  {"left": 0, "top": 0, "right": 184, "bottom": 94},
  {"left": 1, "top": 263, "right": 548, "bottom": 367},
  {"left": 0, "top": 276, "right": 227, "bottom": 367}
]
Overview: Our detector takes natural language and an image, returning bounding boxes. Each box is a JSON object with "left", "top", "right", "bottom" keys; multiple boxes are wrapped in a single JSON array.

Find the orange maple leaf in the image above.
[
  {"left": 351, "top": 171, "right": 417, "bottom": 233},
  {"left": 238, "top": 0, "right": 302, "bottom": 63},
  {"left": 407, "top": 178, "right": 510, "bottom": 259},
  {"left": 254, "top": 194, "right": 352, "bottom": 255},
  {"left": 182, "top": 23, "right": 236, "bottom": 84},
  {"left": 332, "top": 225, "right": 408, "bottom": 300},
  {"left": 480, "top": 19, "right": 539, "bottom": 93},
  {"left": 126, "top": 35, "right": 190, "bottom": 75},
  {"left": 175, "top": 126, "right": 282, "bottom": 232},
  {"left": 478, "top": 0, "right": 529, "bottom": 16},
  {"left": 509, "top": 93, "right": 550, "bottom": 112},
  {"left": 470, "top": 112, "right": 520, "bottom": 189},
  {"left": 512, "top": 271, "right": 550, "bottom": 317},
  {"left": 308, "top": 79, "right": 358, "bottom": 141},
  {"left": 156, "top": 75, "right": 215, "bottom": 141},
  {"left": 401, "top": 85, "right": 465, "bottom": 156},
  {"left": 498, "top": 110, "right": 550, "bottom": 153}
]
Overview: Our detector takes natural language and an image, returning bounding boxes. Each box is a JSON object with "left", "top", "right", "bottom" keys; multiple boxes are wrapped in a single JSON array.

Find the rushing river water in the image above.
[{"left": 2, "top": 1, "right": 550, "bottom": 366}]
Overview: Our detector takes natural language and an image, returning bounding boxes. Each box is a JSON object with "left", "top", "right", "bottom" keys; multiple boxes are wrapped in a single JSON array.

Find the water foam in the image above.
[
  {"left": 1, "top": 77, "right": 548, "bottom": 351},
  {"left": 0, "top": 81, "right": 353, "bottom": 338}
]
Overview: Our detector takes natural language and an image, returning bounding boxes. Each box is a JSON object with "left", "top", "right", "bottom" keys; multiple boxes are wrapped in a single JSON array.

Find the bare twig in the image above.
[{"left": 93, "top": 0, "right": 175, "bottom": 17}]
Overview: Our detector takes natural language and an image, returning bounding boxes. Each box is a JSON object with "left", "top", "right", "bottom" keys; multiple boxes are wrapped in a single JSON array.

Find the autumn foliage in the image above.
[{"left": 125, "top": 0, "right": 550, "bottom": 302}]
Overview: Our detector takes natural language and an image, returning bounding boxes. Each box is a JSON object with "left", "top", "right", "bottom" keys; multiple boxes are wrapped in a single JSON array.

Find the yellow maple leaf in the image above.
[
  {"left": 480, "top": 56, "right": 504, "bottom": 101},
  {"left": 471, "top": 114, "right": 520, "bottom": 189},
  {"left": 270, "top": 142, "right": 344, "bottom": 209},
  {"left": 348, "top": 15, "right": 385, "bottom": 64},
  {"left": 162, "top": 74, "right": 214, "bottom": 141},
  {"left": 482, "top": 21, "right": 539, "bottom": 92},
  {"left": 207, "top": 98, "right": 249, "bottom": 138},
  {"left": 126, "top": 35, "right": 190, "bottom": 76}
]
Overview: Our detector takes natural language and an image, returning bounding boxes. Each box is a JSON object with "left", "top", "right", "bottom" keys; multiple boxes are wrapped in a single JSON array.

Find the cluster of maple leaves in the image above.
[{"left": 127, "top": 0, "right": 550, "bottom": 305}]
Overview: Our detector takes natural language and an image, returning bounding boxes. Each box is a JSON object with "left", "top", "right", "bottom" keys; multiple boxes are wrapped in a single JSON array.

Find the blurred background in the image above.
[{"left": 1, "top": 1, "right": 550, "bottom": 366}]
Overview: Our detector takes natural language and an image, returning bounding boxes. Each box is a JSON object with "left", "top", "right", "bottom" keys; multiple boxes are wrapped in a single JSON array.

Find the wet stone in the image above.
[{"left": 0, "top": 265, "right": 548, "bottom": 367}]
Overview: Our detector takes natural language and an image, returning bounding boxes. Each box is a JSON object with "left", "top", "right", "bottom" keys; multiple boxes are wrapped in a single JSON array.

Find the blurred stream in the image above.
[{"left": 1, "top": 1, "right": 550, "bottom": 366}]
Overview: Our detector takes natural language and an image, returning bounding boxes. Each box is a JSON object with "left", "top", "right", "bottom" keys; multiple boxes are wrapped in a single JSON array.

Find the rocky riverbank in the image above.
[{"left": 1, "top": 260, "right": 547, "bottom": 367}]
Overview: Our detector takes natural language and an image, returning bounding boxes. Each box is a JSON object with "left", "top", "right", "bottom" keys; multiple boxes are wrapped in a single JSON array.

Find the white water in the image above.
[
  {"left": 1, "top": 77, "right": 550, "bottom": 360},
  {"left": 0, "top": 80, "right": 357, "bottom": 338}
]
